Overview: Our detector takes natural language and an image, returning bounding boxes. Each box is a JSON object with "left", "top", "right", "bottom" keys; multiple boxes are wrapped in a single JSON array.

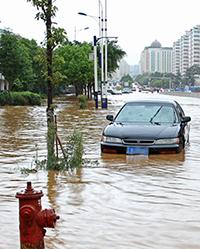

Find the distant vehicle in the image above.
[
  {"left": 101, "top": 99, "right": 191, "bottom": 155},
  {"left": 110, "top": 89, "right": 122, "bottom": 95},
  {"left": 132, "top": 87, "right": 137, "bottom": 91},
  {"left": 122, "top": 88, "right": 132, "bottom": 94}
]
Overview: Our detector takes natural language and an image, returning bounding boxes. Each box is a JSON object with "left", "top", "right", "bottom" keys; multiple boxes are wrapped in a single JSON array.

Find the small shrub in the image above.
[
  {"left": 65, "top": 129, "right": 84, "bottom": 170},
  {"left": 34, "top": 128, "right": 84, "bottom": 172},
  {"left": 78, "top": 95, "right": 88, "bottom": 109},
  {"left": 50, "top": 129, "right": 84, "bottom": 172}
]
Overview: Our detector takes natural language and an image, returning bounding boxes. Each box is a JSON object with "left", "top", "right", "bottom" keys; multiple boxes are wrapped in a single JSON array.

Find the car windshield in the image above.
[{"left": 115, "top": 102, "right": 178, "bottom": 124}]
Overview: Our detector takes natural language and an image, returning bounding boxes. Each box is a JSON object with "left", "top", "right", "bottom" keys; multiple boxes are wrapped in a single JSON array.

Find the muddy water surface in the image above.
[{"left": 0, "top": 92, "right": 200, "bottom": 249}]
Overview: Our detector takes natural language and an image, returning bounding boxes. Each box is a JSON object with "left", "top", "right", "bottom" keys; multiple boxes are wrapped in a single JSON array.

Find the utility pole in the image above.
[
  {"left": 101, "top": 0, "right": 108, "bottom": 108},
  {"left": 93, "top": 36, "right": 98, "bottom": 108}
]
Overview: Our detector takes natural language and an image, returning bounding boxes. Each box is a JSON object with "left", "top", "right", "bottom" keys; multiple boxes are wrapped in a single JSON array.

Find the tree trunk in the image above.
[
  {"left": 75, "top": 84, "right": 83, "bottom": 96},
  {"left": 46, "top": 0, "right": 55, "bottom": 169}
]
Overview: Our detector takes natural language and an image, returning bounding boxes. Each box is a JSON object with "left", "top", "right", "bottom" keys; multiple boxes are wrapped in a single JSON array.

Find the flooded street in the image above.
[{"left": 0, "top": 92, "right": 200, "bottom": 249}]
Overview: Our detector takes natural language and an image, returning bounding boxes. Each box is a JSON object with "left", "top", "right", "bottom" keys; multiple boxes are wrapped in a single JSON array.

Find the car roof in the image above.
[{"left": 125, "top": 99, "right": 177, "bottom": 105}]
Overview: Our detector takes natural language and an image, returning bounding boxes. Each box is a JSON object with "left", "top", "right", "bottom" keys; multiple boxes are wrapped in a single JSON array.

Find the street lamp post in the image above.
[
  {"left": 78, "top": 1, "right": 113, "bottom": 109},
  {"left": 78, "top": 8, "right": 103, "bottom": 109},
  {"left": 101, "top": 0, "right": 108, "bottom": 108},
  {"left": 74, "top": 26, "right": 89, "bottom": 41}
]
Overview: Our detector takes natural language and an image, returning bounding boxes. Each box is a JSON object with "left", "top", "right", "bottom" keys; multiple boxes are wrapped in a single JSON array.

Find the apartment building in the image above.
[
  {"left": 172, "top": 25, "right": 200, "bottom": 75},
  {"left": 172, "top": 39, "right": 180, "bottom": 75},
  {"left": 140, "top": 40, "right": 173, "bottom": 74},
  {"left": 189, "top": 25, "right": 200, "bottom": 67},
  {"left": 180, "top": 31, "right": 190, "bottom": 75},
  {"left": 111, "top": 59, "right": 130, "bottom": 80}
]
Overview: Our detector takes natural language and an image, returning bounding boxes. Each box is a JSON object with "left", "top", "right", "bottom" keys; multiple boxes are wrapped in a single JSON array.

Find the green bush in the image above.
[
  {"left": 44, "top": 129, "right": 84, "bottom": 172},
  {"left": 78, "top": 95, "right": 88, "bottom": 109},
  {"left": 10, "top": 92, "right": 29, "bottom": 105},
  {"left": 0, "top": 91, "right": 11, "bottom": 105},
  {"left": 0, "top": 91, "right": 41, "bottom": 106}
]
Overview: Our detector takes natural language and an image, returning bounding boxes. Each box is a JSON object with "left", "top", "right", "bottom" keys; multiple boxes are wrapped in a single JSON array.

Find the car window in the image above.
[
  {"left": 175, "top": 101, "right": 185, "bottom": 118},
  {"left": 152, "top": 106, "right": 178, "bottom": 123},
  {"left": 115, "top": 103, "right": 178, "bottom": 124}
]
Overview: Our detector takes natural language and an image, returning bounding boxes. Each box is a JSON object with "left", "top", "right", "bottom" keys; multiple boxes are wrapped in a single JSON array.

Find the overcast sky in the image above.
[{"left": 0, "top": 0, "right": 200, "bottom": 65}]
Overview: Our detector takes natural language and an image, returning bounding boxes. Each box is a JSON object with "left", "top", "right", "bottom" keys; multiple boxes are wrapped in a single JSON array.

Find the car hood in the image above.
[{"left": 103, "top": 122, "right": 180, "bottom": 139}]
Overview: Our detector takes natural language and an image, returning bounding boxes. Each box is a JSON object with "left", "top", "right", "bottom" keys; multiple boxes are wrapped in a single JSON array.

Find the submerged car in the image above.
[{"left": 101, "top": 99, "right": 191, "bottom": 155}]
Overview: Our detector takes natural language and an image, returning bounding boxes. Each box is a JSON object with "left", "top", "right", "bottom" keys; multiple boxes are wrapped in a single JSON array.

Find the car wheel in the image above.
[{"left": 176, "top": 137, "right": 184, "bottom": 153}]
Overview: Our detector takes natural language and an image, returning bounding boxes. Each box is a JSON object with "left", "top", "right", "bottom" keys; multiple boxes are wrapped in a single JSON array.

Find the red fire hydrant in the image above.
[{"left": 16, "top": 181, "right": 60, "bottom": 249}]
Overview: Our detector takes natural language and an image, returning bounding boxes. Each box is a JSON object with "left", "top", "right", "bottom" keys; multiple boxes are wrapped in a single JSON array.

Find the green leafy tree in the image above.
[
  {"left": 0, "top": 30, "right": 46, "bottom": 92},
  {"left": 55, "top": 42, "right": 93, "bottom": 96},
  {"left": 0, "top": 31, "right": 33, "bottom": 89},
  {"left": 184, "top": 65, "right": 200, "bottom": 85},
  {"left": 101, "top": 41, "right": 126, "bottom": 76},
  {"left": 172, "top": 71, "right": 182, "bottom": 88},
  {"left": 121, "top": 74, "right": 133, "bottom": 84},
  {"left": 135, "top": 73, "right": 150, "bottom": 86}
]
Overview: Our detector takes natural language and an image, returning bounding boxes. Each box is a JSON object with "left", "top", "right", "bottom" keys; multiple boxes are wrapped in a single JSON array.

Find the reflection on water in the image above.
[{"left": 1, "top": 93, "right": 200, "bottom": 249}]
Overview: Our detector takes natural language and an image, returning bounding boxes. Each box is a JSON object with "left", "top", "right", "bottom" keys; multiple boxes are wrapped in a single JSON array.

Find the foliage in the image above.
[
  {"left": 0, "top": 5, "right": 126, "bottom": 99},
  {"left": 184, "top": 65, "right": 200, "bottom": 85},
  {"left": 0, "top": 30, "right": 48, "bottom": 93},
  {"left": 78, "top": 95, "right": 88, "bottom": 109},
  {"left": 135, "top": 73, "right": 150, "bottom": 85},
  {"left": 172, "top": 72, "right": 182, "bottom": 88},
  {"left": 25, "top": 129, "right": 84, "bottom": 173},
  {"left": 45, "top": 128, "right": 84, "bottom": 171},
  {"left": 64, "top": 129, "right": 83, "bottom": 170},
  {"left": 135, "top": 72, "right": 173, "bottom": 88},
  {"left": 27, "top": 0, "right": 68, "bottom": 169},
  {"left": 0, "top": 31, "right": 34, "bottom": 88},
  {"left": 102, "top": 41, "right": 126, "bottom": 76},
  {"left": 0, "top": 28, "right": 126, "bottom": 97},
  {"left": 0, "top": 91, "right": 41, "bottom": 106},
  {"left": 55, "top": 42, "right": 93, "bottom": 96},
  {"left": 121, "top": 74, "right": 133, "bottom": 83},
  {"left": 0, "top": 91, "right": 11, "bottom": 105}
]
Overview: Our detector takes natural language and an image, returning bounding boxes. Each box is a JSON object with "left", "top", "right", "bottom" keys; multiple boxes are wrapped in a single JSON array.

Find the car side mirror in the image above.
[
  {"left": 106, "top": 115, "right": 114, "bottom": 121},
  {"left": 182, "top": 116, "right": 191, "bottom": 123}
]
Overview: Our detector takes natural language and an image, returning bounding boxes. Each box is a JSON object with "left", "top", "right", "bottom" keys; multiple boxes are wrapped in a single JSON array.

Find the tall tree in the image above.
[
  {"left": 27, "top": 0, "right": 67, "bottom": 168},
  {"left": 184, "top": 65, "right": 200, "bottom": 85},
  {"left": 104, "top": 41, "right": 126, "bottom": 76},
  {"left": 0, "top": 31, "right": 33, "bottom": 89},
  {"left": 54, "top": 42, "right": 94, "bottom": 96},
  {"left": 121, "top": 74, "right": 133, "bottom": 84}
]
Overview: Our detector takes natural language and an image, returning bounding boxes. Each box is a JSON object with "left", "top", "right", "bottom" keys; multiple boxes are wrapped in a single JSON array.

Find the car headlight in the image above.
[
  {"left": 102, "top": 136, "right": 122, "bottom": 144},
  {"left": 154, "top": 138, "right": 179, "bottom": 144}
]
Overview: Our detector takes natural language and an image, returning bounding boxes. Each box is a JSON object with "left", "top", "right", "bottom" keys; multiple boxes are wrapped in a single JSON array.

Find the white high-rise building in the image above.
[
  {"left": 140, "top": 40, "right": 173, "bottom": 74},
  {"left": 180, "top": 31, "right": 189, "bottom": 75},
  {"left": 172, "top": 25, "right": 200, "bottom": 76},
  {"left": 172, "top": 39, "right": 180, "bottom": 75},
  {"left": 189, "top": 25, "right": 200, "bottom": 67},
  {"left": 111, "top": 59, "right": 130, "bottom": 80}
]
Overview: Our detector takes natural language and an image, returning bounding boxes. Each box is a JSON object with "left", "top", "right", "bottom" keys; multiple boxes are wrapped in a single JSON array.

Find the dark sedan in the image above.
[{"left": 101, "top": 99, "right": 191, "bottom": 155}]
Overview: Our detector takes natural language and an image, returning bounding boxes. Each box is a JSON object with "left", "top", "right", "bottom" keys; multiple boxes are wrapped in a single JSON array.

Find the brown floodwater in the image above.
[{"left": 0, "top": 92, "right": 200, "bottom": 249}]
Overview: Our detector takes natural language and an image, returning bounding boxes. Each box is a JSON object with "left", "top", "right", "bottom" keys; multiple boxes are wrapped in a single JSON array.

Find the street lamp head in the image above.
[{"left": 78, "top": 12, "right": 87, "bottom": 16}]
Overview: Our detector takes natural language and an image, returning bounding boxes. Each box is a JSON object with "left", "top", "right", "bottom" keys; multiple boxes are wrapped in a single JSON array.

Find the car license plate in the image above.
[{"left": 126, "top": 147, "right": 149, "bottom": 155}]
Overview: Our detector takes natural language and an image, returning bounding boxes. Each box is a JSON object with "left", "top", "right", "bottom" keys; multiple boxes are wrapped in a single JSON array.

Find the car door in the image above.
[{"left": 175, "top": 102, "right": 190, "bottom": 143}]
